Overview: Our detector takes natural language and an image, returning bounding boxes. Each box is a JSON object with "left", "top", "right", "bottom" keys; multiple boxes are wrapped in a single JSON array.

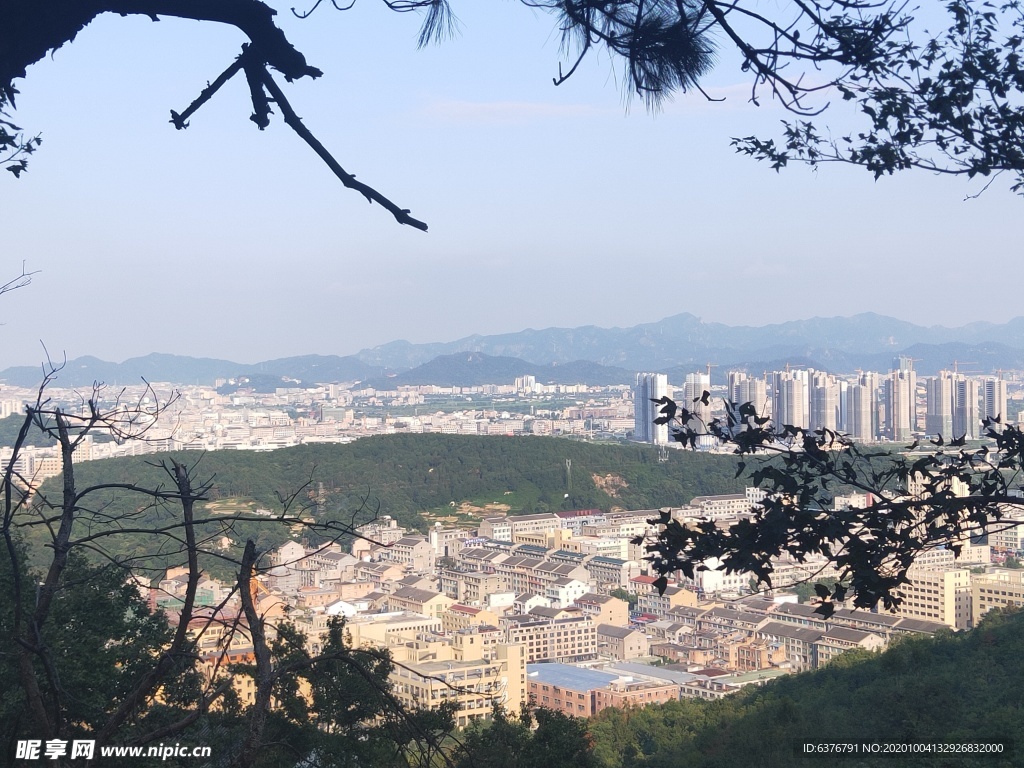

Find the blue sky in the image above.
[{"left": 2, "top": 2, "right": 1020, "bottom": 368}]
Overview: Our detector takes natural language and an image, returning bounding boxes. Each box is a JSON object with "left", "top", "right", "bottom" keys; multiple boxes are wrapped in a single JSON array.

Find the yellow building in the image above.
[
  {"left": 895, "top": 567, "right": 973, "bottom": 629},
  {"left": 501, "top": 614, "right": 597, "bottom": 663},
  {"left": 972, "top": 569, "right": 1024, "bottom": 626},
  {"left": 573, "top": 593, "right": 629, "bottom": 626},
  {"left": 442, "top": 604, "right": 500, "bottom": 634},
  {"left": 389, "top": 632, "right": 526, "bottom": 729},
  {"left": 386, "top": 586, "right": 455, "bottom": 619},
  {"left": 512, "top": 527, "right": 573, "bottom": 550}
]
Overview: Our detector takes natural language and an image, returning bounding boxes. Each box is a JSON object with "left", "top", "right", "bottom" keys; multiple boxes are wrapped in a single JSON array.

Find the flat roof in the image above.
[
  {"left": 527, "top": 663, "right": 618, "bottom": 691},
  {"left": 720, "top": 668, "right": 790, "bottom": 684},
  {"left": 607, "top": 661, "right": 698, "bottom": 685}
]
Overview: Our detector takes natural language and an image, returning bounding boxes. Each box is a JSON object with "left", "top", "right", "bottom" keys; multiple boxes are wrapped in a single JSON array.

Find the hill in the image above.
[{"left": 28, "top": 434, "right": 746, "bottom": 574}]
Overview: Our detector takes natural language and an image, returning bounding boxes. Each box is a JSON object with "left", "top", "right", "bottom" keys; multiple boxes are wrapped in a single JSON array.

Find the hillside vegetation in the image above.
[
  {"left": 585, "top": 609, "right": 1024, "bottom": 767},
  {"left": 28, "top": 434, "right": 745, "bottom": 572}
]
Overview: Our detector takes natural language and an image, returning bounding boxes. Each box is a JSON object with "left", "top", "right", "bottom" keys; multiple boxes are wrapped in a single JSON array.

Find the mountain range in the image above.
[{"left": 4, "top": 313, "right": 1024, "bottom": 388}]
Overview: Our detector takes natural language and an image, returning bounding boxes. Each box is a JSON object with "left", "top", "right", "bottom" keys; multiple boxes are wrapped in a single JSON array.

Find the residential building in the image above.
[
  {"left": 389, "top": 635, "right": 526, "bottom": 729},
  {"left": 586, "top": 556, "right": 643, "bottom": 590},
  {"left": 954, "top": 376, "right": 981, "bottom": 440},
  {"left": 634, "top": 373, "right": 670, "bottom": 444},
  {"left": 596, "top": 624, "right": 649, "bottom": 660},
  {"left": 386, "top": 586, "right": 454, "bottom": 620},
  {"left": 847, "top": 372, "right": 878, "bottom": 442},
  {"left": 983, "top": 376, "right": 1008, "bottom": 426},
  {"left": 573, "top": 593, "right": 629, "bottom": 627},
  {"left": 379, "top": 535, "right": 435, "bottom": 573},
  {"left": 772, "top": 369, "right": 809, "bottom": 430},
  {"left": 441, "top": 604, "right": 501, "bottom": 634},
  {"left": 896, "top": 566, "right": 973, "bottom": 629},
  {"left": 682, "top": 371, "right": 712, "bottom": 425},
  {"left": 689, "top": 488, "right": 766, "bottom": 520},
  {"left": 809, "top": 371, "right": 841, "bottom": 432},
  {"left": 971, "top": 568, "right": 1024, "bottom": 625},
  {"left": 501, "top": 614, "right": 597, "bottom": 663},
  {"left": 926, "top": 371, "right": 955, "bottom": 438},
  {"left": 728, "top": 371, "right": 769, "bottom": 416},
  {"left": 884, "top": 364, "right": 916, "bottom": 441}
]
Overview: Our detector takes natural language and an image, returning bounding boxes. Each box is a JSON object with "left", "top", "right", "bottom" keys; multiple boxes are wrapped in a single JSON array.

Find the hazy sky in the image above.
[{"left": 3, "top": 3, "right": 1021, "bottom": 369}]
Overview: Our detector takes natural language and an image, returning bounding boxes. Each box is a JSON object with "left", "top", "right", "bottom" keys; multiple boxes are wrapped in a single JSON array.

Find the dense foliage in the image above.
[
  {"left": 27, "top": 434, "right": 745, "bottom": 575},
  {"left": 455, "top": 704, "right": 598, "bottom": 768},
  {"left": 736, "top": 1, "right": 1024, "bottom": 194},
  {"left": 0, "top": 549, "right": 202, "bottom": 753}
]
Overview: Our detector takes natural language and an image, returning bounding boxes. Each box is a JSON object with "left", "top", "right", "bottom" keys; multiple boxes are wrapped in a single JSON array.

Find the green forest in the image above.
[
  {"left": 23, "top": 434, "right": 746, "bottom": 573},
  {"left": 38, "top": 434, "right": 747, "bottom": 520}
]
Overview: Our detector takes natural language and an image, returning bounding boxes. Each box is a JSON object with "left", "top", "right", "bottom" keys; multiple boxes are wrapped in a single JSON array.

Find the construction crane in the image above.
[{"left": 950, "top": 360, "right": 980, "bottom": 375}]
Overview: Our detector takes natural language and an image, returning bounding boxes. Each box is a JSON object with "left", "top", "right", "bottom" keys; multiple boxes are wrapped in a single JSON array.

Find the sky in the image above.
[{"left": 2, "top": 2, "right": 1021, "bottom": 369}]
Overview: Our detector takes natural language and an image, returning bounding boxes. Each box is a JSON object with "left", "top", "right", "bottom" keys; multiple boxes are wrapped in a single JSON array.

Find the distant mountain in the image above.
[
  {"left": 0, "top": 353, "right": 242, "bottom": 389},
  {"left": 361, "top": 352, "right": 635, "bottom": 389},
  {"left": 240, "top": 355, "right": 392, "bottom": 383},
  {"left": 5, "top": 314, "right": 1024, "bottom": 387},
  {"left": 350, "top": 313, "right": 1024, "bottom": 372},
  {"left": 0, "top": 353, "right": 393, "bottom": 389}
]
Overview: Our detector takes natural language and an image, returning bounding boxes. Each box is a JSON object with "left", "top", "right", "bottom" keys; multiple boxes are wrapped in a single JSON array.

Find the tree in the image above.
[
  {"left": 644, "top": 394, "right": 1024, "bottom": 616},
  {"left": 609, "top": 586, "right": 638, "bottom": 609},
  {"left": 454, "top": 703, "right": 597, "bottom": 768},
  {"left": 733, "top": 1, "right": 1024, "bottom": 194},
  {"left": 3, "top": 0, "right": 1023, "bottom": 223},
  {"left": 0, "top": 369, "right": 459, "bottom": 765}
]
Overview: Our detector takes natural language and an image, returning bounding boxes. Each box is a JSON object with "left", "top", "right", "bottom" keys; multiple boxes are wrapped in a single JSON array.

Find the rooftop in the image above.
[
  {"left": 527, "top": 663, "right": 618, "bottom": 690},
  {"left": 607, "top": 661, "right": 698, "bottom": 684}
]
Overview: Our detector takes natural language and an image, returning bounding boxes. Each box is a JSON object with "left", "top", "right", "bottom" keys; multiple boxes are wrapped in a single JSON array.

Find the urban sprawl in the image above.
[{"left": 3, "top": 357, "right": 1024, "bottom": 726}]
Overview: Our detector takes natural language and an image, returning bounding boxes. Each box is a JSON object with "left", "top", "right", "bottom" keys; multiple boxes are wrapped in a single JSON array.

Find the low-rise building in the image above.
[
  {"left": 597, "top": 624, "right": 648, "bottom": 660},
  {"left": 386, "top": 586, "right": 454, "bottom": 619},
  {"left": 502, "top": 614, "right": 596, "bottom": 663},
  {"left": 895, "top": 567, "right": 973, "bottom": 629},
  {"left": 972, "top": 568, "right": 1024, "bottom": 625},
  {"left": 585, "top": 556, "right": 642, "bottom": 590},
  {"left": 379, "top": 535, "right": 436, "bottom": 573},
  {"left": 442, "top": 604, "right": 501, "bottom": 634},
  {"left": 390, "top": 635, "right": 526, "bottom": 729},
  {"left": 573, "top": 593, "right": 629, "bottom": 627}
]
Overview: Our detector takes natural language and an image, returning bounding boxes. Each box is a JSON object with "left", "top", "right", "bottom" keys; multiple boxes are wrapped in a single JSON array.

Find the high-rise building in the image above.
[
  {"left": 883, "top": 359, "right": 916, "bottom": 441},
  {"left": 846, "top": 374, "right": 877, "bottom": 442},
  {"left": 925, "top": 371, "right": 955, "bottom": 438},
  {"left": 771, "top": 369, "right": 809, "bottom": 430},
  {"left": 682, "top": 371, "right": 712, "bottom": 425},
  {"left": 728, "top": 372, "right": 769, "bottom": 420},
  {"left": 633, "top": 373, "right": 670, "bottom": 445},
  {"left": 809, "top": 372, "right": 841, "bottom": 432},
  {"left": 514, "top": 375, "right": 537, "bottom": 393},
  {"left": 983, "top": 376, "right": 1008, "bottom": 427},
  {"left": 953, "top": 377, "right": 980, "bottom": 440}
]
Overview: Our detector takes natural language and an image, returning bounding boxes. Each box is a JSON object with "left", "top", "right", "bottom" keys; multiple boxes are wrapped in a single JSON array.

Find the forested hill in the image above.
[
  {"left": 45, "top": 434, "right": 746, "bottom": 532},
  {"left": 587, "top": 608, "right": 1024, "bottom": 767}
]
